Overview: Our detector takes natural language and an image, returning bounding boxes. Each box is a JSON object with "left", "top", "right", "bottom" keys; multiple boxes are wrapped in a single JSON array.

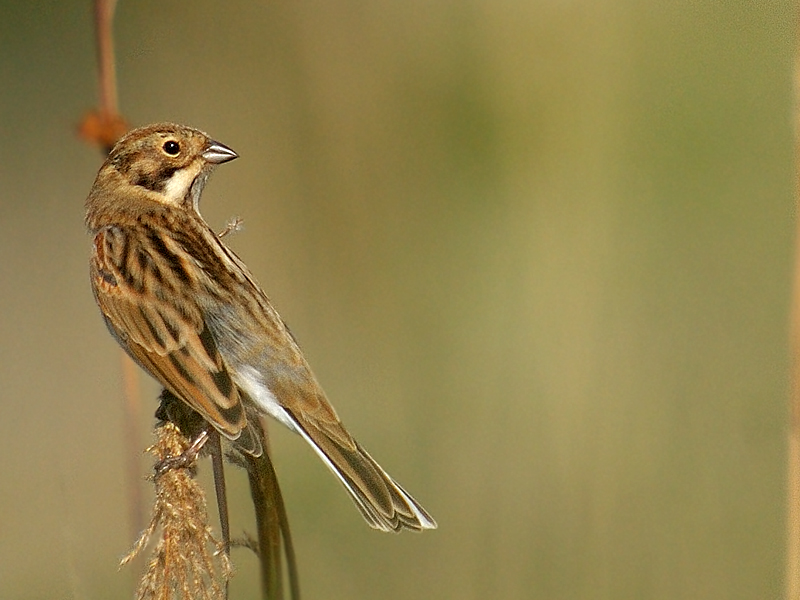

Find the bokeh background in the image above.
[{"left": 0, "top": 2, "right": 794, "bottom": 598}]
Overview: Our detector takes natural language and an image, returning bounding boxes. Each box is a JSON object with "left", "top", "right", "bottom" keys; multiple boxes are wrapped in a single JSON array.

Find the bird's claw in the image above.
[{"left": 154, "top": 430, "right": 210, "bottom": 477}]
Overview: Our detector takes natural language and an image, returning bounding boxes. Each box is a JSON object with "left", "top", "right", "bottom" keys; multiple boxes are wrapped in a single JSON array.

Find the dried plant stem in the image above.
[
  {"left": 208, "top": 430, "right": 232, "bottom": 599},
  {"left": 94, "top": 0, "right": 119, "bottom": 120},
  {"left": 241, "top": 418, "right": 301, "bottom": 600},
  {"left": 80, "top": 0, "right": 128, "bottom": 151},
  {"left": 122, "top": 422, "right": 231, "bottom": 600},
  {"left": 208, "top": 432, "right": 232, "bottom": 553}
]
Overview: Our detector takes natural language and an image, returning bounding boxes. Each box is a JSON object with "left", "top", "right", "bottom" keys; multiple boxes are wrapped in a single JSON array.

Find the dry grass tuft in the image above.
[{"left": 121, "top": 422, "right": 232, "bottom": 600}]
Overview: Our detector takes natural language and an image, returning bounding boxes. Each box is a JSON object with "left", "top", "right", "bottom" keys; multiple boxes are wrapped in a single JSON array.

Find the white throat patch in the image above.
[{"left": 163, "top": 164, "right": 202, "bottom": 204}]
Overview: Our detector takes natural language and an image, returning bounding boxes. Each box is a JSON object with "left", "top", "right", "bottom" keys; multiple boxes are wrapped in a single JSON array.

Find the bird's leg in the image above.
[{"left": 154, "top": 428, "right": 210, "bottom": 476}]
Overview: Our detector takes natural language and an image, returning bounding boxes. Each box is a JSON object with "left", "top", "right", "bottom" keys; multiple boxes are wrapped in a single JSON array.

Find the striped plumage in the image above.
[{"left": 85, "top": 123, "right": 436, "bottom": 532}]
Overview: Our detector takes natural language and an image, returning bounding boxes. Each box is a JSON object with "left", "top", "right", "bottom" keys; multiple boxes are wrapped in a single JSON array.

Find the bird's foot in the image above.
[{"left": 154, "top": 429, "right": 210, "bottom": 477}]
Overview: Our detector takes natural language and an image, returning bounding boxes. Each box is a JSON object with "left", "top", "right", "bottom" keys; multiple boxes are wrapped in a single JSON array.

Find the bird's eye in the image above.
[{"left": 162, "top": 140, "right": 180, "bottom": 155}]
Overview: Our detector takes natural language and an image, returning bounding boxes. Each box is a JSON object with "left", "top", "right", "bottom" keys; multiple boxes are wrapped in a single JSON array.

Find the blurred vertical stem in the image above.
[
  {"left": 788, "top": 19, "right": 800, "bottom": 599},
  {"left": 242, "top": 417, "right": 301, "bottom": 600},
  {"left": 89, "top": 0, "right": 143, "bottom": 543},
  {"left": 122, "top": 353, "right": 145, "bottom": 547},
  {"left": 95, "top": 0, "right": 119, "bottom": 126}
]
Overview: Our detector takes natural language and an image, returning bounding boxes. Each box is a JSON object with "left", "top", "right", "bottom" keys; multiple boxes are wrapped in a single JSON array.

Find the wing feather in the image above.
[{"left": 90, "top": 225, "right": 259, "bottom": 453}]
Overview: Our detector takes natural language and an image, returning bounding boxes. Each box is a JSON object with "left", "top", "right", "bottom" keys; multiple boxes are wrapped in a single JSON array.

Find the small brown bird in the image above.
[{"left": 85, "top": 123, "right": 436, "bottom": 532}]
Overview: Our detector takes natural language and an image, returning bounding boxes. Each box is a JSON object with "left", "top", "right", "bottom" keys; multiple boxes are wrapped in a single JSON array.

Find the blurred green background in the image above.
[{"left": 0, "top": 1, "right": 794, "bottom": 598}]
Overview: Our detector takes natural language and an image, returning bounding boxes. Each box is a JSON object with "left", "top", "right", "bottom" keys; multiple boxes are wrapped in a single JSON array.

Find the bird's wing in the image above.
[{"left": 89, "top": 225, "right": 259, "bottom": 453}]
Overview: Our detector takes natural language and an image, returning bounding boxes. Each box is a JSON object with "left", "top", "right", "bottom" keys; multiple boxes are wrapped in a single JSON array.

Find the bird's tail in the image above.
[{"left": 292, "top": 418, "right": 437, "bottom": 532}]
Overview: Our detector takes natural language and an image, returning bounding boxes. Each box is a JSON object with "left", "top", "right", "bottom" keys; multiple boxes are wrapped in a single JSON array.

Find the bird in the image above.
[{"left": 85, "top": 122, "right": 436, "bottom": 533}]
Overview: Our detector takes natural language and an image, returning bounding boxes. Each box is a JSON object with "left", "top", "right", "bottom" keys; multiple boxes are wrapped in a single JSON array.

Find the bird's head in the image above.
[{"left": 86, "top": 123, "right": 238, "bottom": 226}]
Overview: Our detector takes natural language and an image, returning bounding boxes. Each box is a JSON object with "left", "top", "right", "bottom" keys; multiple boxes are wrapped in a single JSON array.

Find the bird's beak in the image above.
[{"left": 203, "top": 140, "right": 239, "bottom": 164}]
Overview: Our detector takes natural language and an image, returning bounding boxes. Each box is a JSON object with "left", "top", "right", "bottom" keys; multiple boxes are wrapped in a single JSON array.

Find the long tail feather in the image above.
[{"left": 292, "top": 419, "right": 437, "bottom": 532}]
